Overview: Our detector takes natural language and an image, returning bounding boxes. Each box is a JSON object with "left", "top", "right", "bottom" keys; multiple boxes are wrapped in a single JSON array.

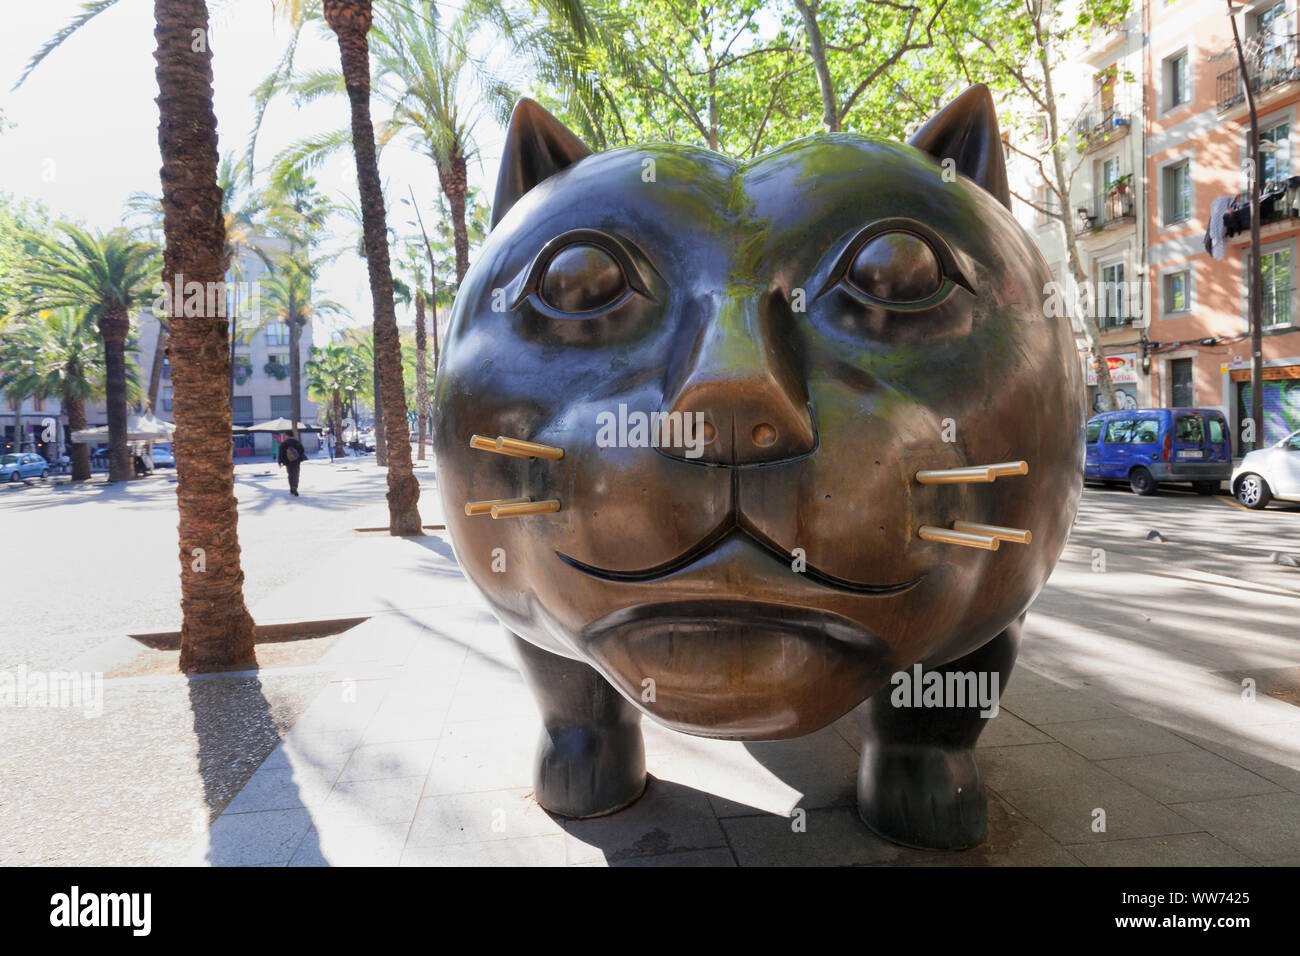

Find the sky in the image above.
[{"left": 0, "top": 0, "right": 511, "bottom": 339}]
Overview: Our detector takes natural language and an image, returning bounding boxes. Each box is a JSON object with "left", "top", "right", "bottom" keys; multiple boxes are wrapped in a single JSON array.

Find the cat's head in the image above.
[{"left": 433, "top": 86, "right": 1082, "bottom": 740}]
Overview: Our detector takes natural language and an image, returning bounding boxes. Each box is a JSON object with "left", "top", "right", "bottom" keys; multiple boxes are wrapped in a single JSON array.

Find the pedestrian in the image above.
[
  {"left": 325, "top": 430, "right": 335, "bottom": 462},
  {"left": 277, "top": 433, "right": 307, "bottom": 496}
]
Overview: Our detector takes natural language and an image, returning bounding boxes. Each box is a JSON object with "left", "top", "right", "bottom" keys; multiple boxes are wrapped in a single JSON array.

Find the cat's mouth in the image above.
[{"left": 556, "top": 523, "right": 924, "bottom": 595}]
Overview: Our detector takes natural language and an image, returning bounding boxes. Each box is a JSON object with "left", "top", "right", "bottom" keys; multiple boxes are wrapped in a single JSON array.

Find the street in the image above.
[{"left": 0, "top": 464, "right": 1297, "bottom": 865}]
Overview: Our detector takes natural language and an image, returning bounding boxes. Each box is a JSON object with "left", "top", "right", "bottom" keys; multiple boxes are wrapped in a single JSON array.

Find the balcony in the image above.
[
  {"left": 1075, "top": 104, "right": 1133, "bottom": 154},
  {"left": 1075, "top": 189, "right": 1136, "bottom": 236},
  {"left": 1216, "top": 34, "right": 1300, "bottom": 112}
]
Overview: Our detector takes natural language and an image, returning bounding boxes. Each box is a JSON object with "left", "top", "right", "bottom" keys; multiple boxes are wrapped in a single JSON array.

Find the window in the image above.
[
  {"left": 231, "top": 396, "right": 253, "bottom": 422},
  {"left": 1167, "top": 51, "right": 1190, "bottom": 109},
  {"left": 161, "top": 360, "right": 171, "bottom": 380},
  {"left": 4, "top": 397, "right": 15, "bottom": 412},
  {"left": 1035, "top": 183, "right": 1052, "bottom": 226},
  {"left": 1260, "top": 122, "right": 1291, "bottom": 183},
  {"left": 1086, "top": 421, "right": 1103, "bottom": 443},
  {"left": 162, "top": 389, "right": 173, "bottom": 414},
  {"left": 1100, "top": 261, "right": 1126, "bottom": 325},
  {"left": 1095, "top": 65, "right": 1117, "bottom": 114},
  {"left": 1132, "top": 420, "right": 1160, "bottom": 443},
  {"left": 265, "top": 323, "right": 290, "bottom": 346},
  {"left": 1175, "top": 414, "right": 1205, "bottom": 443},
  {"left": 1163, "top": 161, "right": 1192, "bottom": 224},
  {"left": 270, "top": 395, "right": 293, "bottom": 419},
  {"left": 31, "top": 396, "right": 44, "bottom": 412},
  {"left": 1104, "top": 419, "right": 1136, "bottom": 443},
  {"left": 1260, "top": 247, "right": 1293, "bottom": 327},
  {"left": 1171, "top": 358, "right": 1194, "bottom": 406},
  {"left": 1164, "top": 270, "right": 1190, "bottom": 313},
  {"left": 1208, "top": 418, "right": 1227, "bottom": 444}
]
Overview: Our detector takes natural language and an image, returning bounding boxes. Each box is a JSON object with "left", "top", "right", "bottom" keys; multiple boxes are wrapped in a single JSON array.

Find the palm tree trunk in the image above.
[
  {"left": 414, "top": 287, "right": 427, "bottom": 460},
  {"left": 439, "top": 151, "right": 470, "bottom": 285},
  {"left": 64, "top": 387, "right": 91, "bottom": 481},
  {"left": 324, "top": 0, "right": 421, "bottom": 534},
  {"left": 147, "top": 319, "right": 168, "bottom": 412},
  {"left": 373, "top": 358, "right": 386, "bottom": 465},
  {"left": 154, "top": 0, "right": 256, "bottom": 670},
  {"left": 99, "top": 305, "right": 132, "bottom": 482},
  {"left": 333, "top": 388, "right": 343, "bottom": 454}
]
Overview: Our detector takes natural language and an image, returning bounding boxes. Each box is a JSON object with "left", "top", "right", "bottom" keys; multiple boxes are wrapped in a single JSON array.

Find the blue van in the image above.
[{"left": 1084, "top": 407, "right": 1233, "bottom": 495}]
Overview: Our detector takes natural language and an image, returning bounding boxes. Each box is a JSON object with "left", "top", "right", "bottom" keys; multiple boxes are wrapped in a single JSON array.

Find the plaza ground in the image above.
[{"left": 1, "top": 457, "right": 1298, "bottom": 866}]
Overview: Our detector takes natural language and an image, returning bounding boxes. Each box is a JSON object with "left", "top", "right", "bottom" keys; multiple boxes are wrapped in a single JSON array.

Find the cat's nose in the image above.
[{"left": 660, "top": 292, "right": 815, "bottom": 465}]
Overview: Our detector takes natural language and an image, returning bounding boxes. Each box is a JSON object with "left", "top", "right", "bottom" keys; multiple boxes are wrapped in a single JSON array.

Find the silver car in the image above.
[{"left": 1231, "top": 429, "right": 1300, "bottom": 509}]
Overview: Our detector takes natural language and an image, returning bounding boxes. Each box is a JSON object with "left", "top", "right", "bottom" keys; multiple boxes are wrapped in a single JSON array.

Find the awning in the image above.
[
  {"left": 71, "top": 412, "right": 177, "bottom": 444},
  {"left": 244, "top": 417, "right": 320, "bottom": 433}
]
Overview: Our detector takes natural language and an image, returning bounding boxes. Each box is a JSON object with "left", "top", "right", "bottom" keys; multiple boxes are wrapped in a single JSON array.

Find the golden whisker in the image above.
[
  {"left": 953, "top": 521, "right": 1032, "bottom": 545},
  {"left": 988, "top": 460, "right": 1029, "bottom": 478},
  {"left": 495, "top": 436, "right": 564, "bottom": 460},
  {"left": 470, "top": 434, "right": 532, "bottom": 458},
  {"left": 914, "top": 460, "right": 1029, "bottom": 484},
  {"left": 915, "top": 465, "right": 995, "bottom": 484},
  {"left": 918, "top": 526, "right": 1000, "bottom": 551},
  {"left": 491, "top": 499, "right": 561, "bottom": 519},
  {"left": 468, "top": 434, "right": 565, "bottom": 460},
  {"left": 465, "top": 497, "right": 532, "bottom": 516}
]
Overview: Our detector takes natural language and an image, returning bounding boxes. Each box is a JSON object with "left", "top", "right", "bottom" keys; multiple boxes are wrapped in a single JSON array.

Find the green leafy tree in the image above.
[{"left": 305, "top": 342, "right": 364, "bottom": 452}]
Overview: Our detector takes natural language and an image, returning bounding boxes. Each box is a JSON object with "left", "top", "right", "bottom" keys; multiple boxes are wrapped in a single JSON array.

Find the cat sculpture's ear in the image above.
[
  {"left": 491, "top": 98, "right": 593, "bottom": 229},
  {"left": 907, "top": 84, "right": 1010, "bottom": 210}
]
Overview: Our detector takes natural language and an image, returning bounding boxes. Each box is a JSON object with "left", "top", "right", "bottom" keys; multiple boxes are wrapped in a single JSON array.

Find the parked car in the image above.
[
  {"left": 1, "top": 453, "right": 50, "bottom": 482},
  {"left": 1231, "top": 428, "right": 1300, "bottom": 509},
  {"left": 151, "top": 443, "right": 175, "bottom": 468},
  {"left": 1084, "top": 407, "right": 1232, "bottom": 496}
]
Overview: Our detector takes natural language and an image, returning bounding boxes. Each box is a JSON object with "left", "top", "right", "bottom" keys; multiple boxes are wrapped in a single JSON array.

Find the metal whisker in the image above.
[
  {"left": 469, "top": 434, "right": 564, "bottom": 460},
  {"left": 465, "top": 497, "right": 532, "bottom": 516},
  {"left": 918, "top": 526, "right": 1000, "bottom": 551},
  {"left": 915, "top": 460, "right": 1028, "bottom": 484},
  {"left": 953, "top": 521, "right": 1031, "bottom": 544},
  {"left": 491, "top": 499, "right": 561, "bottom": 518}
]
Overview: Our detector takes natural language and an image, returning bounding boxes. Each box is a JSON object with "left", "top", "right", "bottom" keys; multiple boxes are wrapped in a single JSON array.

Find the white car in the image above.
[{"left": 1231, "top": 428, "right": 1300, "bottom": 509}]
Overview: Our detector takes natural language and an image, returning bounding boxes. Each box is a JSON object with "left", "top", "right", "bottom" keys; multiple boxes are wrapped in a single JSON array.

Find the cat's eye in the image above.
[
  {"left": 538, "top": 243, "right": 627, "bottom": 313},
  {"left": 847, "top": 231, "right": 943, "bottom": 302}
]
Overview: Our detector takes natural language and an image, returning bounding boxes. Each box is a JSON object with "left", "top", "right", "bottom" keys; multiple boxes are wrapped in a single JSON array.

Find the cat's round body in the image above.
[{"left": 434, "top": 91, "right": 1081, "bottom": 771}]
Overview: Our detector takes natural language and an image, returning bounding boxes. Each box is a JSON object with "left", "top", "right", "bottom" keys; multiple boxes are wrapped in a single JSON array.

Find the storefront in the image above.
[
  {"left": 1084, "top": 352, "right": 1142, "bottom": 413},
  {"left": 1233, "top": 363, "right": 1300, "bottom": 447}
]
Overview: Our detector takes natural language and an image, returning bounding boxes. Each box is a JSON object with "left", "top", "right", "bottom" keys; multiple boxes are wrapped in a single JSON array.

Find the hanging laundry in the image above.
[{"left": 1205, "top": 195, "right": 1231, "bottom": 259}]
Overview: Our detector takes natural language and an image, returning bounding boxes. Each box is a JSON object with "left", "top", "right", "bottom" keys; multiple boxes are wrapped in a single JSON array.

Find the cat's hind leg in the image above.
[
  {"left": 509, "top": 630, "right": 647, "bottom": 818},
  {"left": 856, "top": 617, "right": 1022, "bottom": 850}
]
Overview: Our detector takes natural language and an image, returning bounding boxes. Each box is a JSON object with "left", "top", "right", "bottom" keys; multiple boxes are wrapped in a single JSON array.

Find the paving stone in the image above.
[
  {"left": 1097, "top": 750, "right": 1284, "bottom": 804},
  {"left": 1065, "top": 832, "right": 1255, "bottom": 867},
  {"left": 338, "top": 738, "right": 440, "bottom": 783},
  {"left": 1168, "top": 792, "right": 1300, "bottom": 861},
  {"left": 978, "top": 743, "right": 1119, "bottom": 793},
  {"left": 976, "top": 710, "right": 1052, "bottom": 749},
  {"left": 317, "top": 776, "right": 426, "bottom": 828},
  {"left": 423, "top": 718, "right": 538, "bottom": 796},
  {"left": 400, "top": 835, "right": 566, "bottom": 866},
  {"left": 224, "top": 767, "right": 336, "bottom": 814},
  {"left": 187, "top": 808, "right": 312, "bottom": 866},
  {"left": 998, "top": 689, "right": 1128, "bottom": 725},
  {"left": 559, "top": 777, "right": 728, "bottom": 865},
  {"left": 722, "top": 807, "right": 906, "bottom": 866},
  {"left": 999, "top": 778, "right": 1202, "bottom": 845},
  {"left": 602, "top": 848, "right": 737, "bottom": 867},
  {"left": 1040, "top": 717, "right": 1199, "bottom": 760},
  {"left": 289, "top": 823, "right": 409, "bottom": 867},
  {"left": 407, "top": 788, "right": 558, "bottom": 847}
]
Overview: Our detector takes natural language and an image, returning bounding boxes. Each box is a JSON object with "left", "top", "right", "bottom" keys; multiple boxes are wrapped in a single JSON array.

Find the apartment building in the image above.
[
  {"left": 1006, "top": 6, "right": 1150, "bottom": 414},
  {"left": 1146, "top": 0, "right": 1300, "bottom": 447}
]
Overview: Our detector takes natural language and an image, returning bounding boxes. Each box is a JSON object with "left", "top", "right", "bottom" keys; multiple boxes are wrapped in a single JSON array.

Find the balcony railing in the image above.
[
  {"left": 1075, "top": 104, "right": 1133, "bottom": 152},
  {"left": 1216, "top": 34, "right": 1300, "bottom": 111},
  {"left": 1075, "top": 189, "right": 1136, "bottom": 235}
]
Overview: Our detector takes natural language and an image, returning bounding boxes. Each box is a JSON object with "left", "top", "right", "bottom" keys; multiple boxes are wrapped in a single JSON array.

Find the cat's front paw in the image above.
[
  {"left": 856, "top": 743, "right": 987, "bottom": 850},
  {"left": 532, "top": 724, "right": 646, "bottom": 819}
]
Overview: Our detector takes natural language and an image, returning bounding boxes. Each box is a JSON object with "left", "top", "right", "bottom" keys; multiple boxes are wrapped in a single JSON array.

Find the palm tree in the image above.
[
  {"left": 305, "top": 343, "right": 362, "bottom": 454},
  {"left": 217, "top": 154, "right": 270, "bottom": 401},
  {"left": 320, "top": 0, "right": 421, "bottom": 535},
  {"left": 0, "top": 309, "right": 108, "bottom": 481},
  {"left": 13, "top": 225, "right": 156, "bottom": 482},
  {"left": 153, "top": 0, "right": 257, "bottom": 670},
  {"left": 394, "top": 243, "right": 431, "bottom": 460},
  {"left": 20, "top": 0, "right": 259, "bottom": 669}
]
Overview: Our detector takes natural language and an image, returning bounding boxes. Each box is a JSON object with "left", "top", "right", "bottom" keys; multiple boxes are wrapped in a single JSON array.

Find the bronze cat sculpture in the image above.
[{"left": 432, "top": 85, "right": 1083, "bottom": 850}]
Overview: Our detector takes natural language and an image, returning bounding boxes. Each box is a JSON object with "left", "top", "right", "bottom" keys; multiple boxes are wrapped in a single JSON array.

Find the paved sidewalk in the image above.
[{"left": 180, "top": 500, "right": 1300, "bottom": 867}]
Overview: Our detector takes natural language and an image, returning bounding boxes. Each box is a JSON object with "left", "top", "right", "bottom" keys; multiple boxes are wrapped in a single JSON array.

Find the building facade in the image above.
[{"left": 1145, "top": 0, "right": 1300, "bottom": 447}]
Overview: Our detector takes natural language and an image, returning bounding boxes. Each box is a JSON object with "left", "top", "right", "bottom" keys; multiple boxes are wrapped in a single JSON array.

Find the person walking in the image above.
[
  {"left": 325, "top": 430, "right": 335, "bottom": 462},
  {"left": 277, "top": 433, "right": 307, "bottom": 496}
]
